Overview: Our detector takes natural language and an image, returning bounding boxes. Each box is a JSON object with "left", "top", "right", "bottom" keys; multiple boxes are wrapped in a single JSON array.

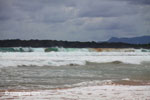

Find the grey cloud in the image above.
[
  {"left": 34, "top": 6, "right": 77, "bottom": 23},
  {"left": 0, "top": 0, "right": 150, "bottom": 41},
  {"left": 0, "top": 1, "right": 14, "bottom": 21},
  {"left": 81, "top": 17, "right": 136, "bottom": 38},
  {"left": 3, "top": 0, "right": 77, "bottom": 23},
  {"left": 77, "top": 0, "right": 138, "bottom": 17},
  {"left": 122, "top": 0, "right": 150, "bottom": 5}
]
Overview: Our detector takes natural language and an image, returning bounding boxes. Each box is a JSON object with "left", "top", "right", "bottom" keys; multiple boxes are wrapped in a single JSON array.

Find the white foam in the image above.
[
  {"left": 65, "top": 80, "right": 114, "bottom": 88},
  {"left": 122, "top": 78, "right": 130, "bottom": 81},
  {"left": 1, "top": 85, "right": 150, "bottom": 100},
  {"left": 0, "top": 52, "right": 150, "bottom": 67}
]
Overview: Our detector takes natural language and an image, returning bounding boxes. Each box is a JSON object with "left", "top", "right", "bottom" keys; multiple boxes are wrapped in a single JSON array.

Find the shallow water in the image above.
[
  {"left": 0, "top": 49, "right": 150, "bottom": 90},
  {"left": 0, "top": 62, "right": 150, "bottom": 90}
]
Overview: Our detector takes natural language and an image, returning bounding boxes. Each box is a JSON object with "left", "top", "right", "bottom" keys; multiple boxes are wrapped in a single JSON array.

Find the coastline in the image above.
[
  {"left": 0, "top": 49, "right": 150, "bottom": 99},
  {"left": 1, "top": 82, "right": 150, "bottom": 100}
]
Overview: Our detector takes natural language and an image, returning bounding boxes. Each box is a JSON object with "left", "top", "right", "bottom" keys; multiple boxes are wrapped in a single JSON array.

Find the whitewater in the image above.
[
  {"left": 0, "top": 47, "right": 150, "bottom": 100},
  {"left": 0, "top": 48, "right": 150, "bottom": 67}
]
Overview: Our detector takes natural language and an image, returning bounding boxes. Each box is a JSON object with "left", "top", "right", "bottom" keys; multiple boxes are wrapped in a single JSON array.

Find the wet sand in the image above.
[
  {"left": 114, "top": 80, "right": 150, "bottom": 86},
  {"left": 1, "top": 83, "right": 150, "bottom": 100}
]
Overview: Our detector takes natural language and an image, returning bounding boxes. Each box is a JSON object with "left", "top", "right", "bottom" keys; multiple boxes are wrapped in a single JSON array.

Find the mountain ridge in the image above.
[{"left": 108, "top": 36, "right": 150, "bottom": 44}]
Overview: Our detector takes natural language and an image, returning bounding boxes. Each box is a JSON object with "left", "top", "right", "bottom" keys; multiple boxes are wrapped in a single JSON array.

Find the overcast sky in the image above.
[{"left": 0, "top": 0, "right": 150, "bottom": 41}]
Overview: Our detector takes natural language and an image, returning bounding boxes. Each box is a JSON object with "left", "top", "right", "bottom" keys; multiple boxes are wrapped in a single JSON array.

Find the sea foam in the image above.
[{"left": 0, "top": 51, "right": 150, "bottom": 67}]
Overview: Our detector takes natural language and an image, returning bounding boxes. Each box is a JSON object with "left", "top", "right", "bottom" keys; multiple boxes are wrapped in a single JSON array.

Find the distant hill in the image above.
[{"left": 108, "top": 36, "right": 150, "bottom": 44}]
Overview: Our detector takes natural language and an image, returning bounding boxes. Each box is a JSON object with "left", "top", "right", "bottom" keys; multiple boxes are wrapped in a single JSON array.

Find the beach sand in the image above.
[{"left": 1, "top": 84, "right": 150, "bottom": 100}]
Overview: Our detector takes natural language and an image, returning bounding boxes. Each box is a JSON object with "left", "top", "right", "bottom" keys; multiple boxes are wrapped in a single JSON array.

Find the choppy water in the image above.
[
  {"left": 0, "top": 62, "right": 150, "bottom": 90},
  {"left": 0, "top": 48, "right": 150, "bottom": 90}
]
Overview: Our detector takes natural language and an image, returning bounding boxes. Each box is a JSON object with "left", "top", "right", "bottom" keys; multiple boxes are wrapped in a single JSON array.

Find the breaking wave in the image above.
[
  {"left": 64, "top": 80, "right": 114, "bottom": 88},
  {"left": 0, "top": 47, "right": 150, "bottom": 52},
  {"left": 0, "top": 50, "right": 150, "bottom": 67},
  {"left": 0, "top": 47, "right": 90, "bottom": 52}
]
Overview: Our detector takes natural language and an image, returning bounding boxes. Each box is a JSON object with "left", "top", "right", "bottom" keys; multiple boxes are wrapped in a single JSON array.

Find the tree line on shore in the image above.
[{"left": 0, "top": 39, "right": 150, "bottom": 49}]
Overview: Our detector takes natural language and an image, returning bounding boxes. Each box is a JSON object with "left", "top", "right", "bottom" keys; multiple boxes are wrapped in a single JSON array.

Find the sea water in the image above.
[{"left": 0, "top": 48, "right": 150, "bottom": 90}]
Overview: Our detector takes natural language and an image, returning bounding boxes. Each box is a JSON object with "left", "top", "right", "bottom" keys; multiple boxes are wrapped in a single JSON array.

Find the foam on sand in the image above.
[{"left": 1, "top": 85, "right": 150, "bottom": 100}]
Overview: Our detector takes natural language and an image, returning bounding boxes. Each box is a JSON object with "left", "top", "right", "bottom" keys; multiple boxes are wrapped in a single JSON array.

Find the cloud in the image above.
[
  {"left": 0, "top": 0, "right": 150, "bottom": 41},
  {"left": 77, "top": 0, "right": 138, "bottom": 17},
  {"left": 121, "top": 0, "right": 150, "bottom": 5}
]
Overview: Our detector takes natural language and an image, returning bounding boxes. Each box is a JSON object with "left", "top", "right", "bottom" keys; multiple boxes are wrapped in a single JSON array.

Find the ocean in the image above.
[{"left": 0, "top": 47, "right": 150, "bottom": 99}]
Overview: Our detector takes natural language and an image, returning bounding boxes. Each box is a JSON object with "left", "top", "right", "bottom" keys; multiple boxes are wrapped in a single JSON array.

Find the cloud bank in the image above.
[{"left": 0, "top": 0, "right": 150, "bottom": 41}]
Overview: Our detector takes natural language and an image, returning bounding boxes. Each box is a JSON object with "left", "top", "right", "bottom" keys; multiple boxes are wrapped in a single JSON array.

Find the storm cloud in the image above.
[{"left": 0, "top": 0, "right": 150, "bottom": 41}]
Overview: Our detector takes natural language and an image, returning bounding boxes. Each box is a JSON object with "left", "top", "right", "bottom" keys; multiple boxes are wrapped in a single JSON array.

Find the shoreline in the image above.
[
  {"left": 0, "top": 84, "right": 150, "bottom": 100},
  {"left": 1, "top": 80, "right": 150, "bottom": 92}
]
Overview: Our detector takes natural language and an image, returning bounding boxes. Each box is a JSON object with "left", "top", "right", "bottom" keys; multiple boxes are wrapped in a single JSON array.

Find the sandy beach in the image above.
[{"left": 1, "top": 84, "right": 150, "bottom": 100}]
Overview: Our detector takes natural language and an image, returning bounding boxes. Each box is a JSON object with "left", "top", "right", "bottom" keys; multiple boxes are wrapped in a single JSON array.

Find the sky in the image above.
[{"left": 0, "top": 0, "right": 150, "bottom": 41}]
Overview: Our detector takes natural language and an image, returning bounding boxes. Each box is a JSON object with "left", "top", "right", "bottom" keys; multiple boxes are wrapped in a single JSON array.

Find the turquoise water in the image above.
[
  {"left": 0, "top": 47, "right": 150, "bottom": 52},
  {"left": 0, "top": 47, "right": 90, "bottom": 52}
]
